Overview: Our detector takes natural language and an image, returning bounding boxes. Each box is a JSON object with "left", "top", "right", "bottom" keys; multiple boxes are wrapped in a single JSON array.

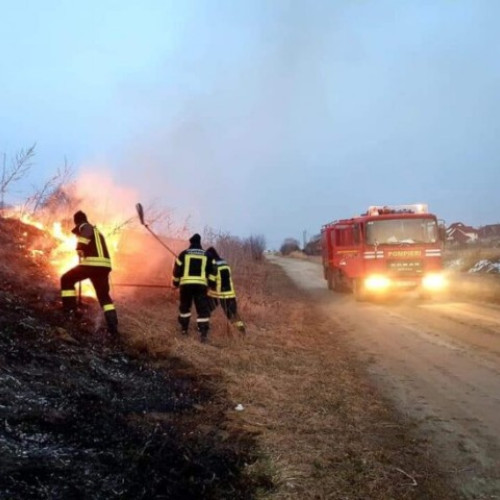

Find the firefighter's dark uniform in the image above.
[
  {"left": 60, "top": 211, "right": 118, "bottom": 335},
  {"left": 172, "top": 234, "right": 215, "bottom": 341},
  {"left": 206, "top": 247, "right": 246, "bottom": 333}
]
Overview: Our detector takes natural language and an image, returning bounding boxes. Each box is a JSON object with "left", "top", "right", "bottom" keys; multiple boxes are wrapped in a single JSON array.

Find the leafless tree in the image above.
[
  {"left": 22, "top": 157, "right": 75, "bottom": 216},
  {"left": 0, "top": 144, "right": 36, "bottom": 209},
  {"left": 245, "top": 234, "right": 266, "bottom": 260},
  {"left": 136, "top": 200, "right": 189, "bottom": 239}
]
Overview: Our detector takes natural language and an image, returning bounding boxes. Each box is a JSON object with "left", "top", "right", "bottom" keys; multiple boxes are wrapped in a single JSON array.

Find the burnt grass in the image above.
[{"left": 0, "top": 217, "right": 269, "bottom": 499}]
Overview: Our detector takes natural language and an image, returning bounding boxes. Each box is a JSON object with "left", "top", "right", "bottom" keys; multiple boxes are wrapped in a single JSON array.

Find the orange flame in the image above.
[
  {"left": 13, "top": 212, "right": 123, "bottom": 298},
  {"left": 4, "top": 170, "right": 181, "bottom": 299}
]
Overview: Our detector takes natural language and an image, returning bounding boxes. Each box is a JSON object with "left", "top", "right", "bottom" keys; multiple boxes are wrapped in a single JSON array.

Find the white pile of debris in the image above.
[{"left": 468, "top": 259, "right": 500, "bottom": 274}]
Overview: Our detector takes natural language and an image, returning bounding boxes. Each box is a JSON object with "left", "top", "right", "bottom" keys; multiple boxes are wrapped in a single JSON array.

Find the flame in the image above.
[
  {"left": 13, "top": 212, "right": 123, "bottom": 298},
  {"left": 3, "top": 170, "right": 181, "bottom": 300}
]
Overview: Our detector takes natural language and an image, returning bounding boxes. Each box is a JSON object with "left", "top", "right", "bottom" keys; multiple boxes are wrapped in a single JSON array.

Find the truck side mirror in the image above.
[{"left": 438, "top": 224, "right": 446, "bottom": 242}]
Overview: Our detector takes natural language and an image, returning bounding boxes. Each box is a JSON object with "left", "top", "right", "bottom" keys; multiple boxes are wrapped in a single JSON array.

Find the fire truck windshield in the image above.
[{"left": 365, "top": 218, "right": 438, "bottom": 246}]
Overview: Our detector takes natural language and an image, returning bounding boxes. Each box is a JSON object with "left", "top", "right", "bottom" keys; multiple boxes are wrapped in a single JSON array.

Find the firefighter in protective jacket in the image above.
[
  {"left": 60, "top": 211, "right": 118, "bottom": 336},
  {"left": 172, "top": 233, "right": 216, "bottom": 342},
  {"left": 206, "top": 246, "right": 246, "bottom": 333}
]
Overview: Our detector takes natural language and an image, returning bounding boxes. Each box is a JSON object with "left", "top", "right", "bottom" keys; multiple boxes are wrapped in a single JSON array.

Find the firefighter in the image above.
[
  {"left": 206, "top": 246, "right": 246, "bottom": 333},
  {"left": 60, "top": 211, "right": 118, "bottom": 336},
  {"left": 172, "top": 233, "right": 216, "bottom": 342}
]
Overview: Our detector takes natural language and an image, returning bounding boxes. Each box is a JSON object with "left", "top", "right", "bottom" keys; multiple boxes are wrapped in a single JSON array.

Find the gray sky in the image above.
[{"left": 1, "top": 1, "right": 499, "bottom": 249}]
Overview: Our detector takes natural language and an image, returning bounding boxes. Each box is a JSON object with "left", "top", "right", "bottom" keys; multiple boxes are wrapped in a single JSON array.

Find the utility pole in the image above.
[{"left": 302, "top": 230, "right": 307, "bottom": 250}]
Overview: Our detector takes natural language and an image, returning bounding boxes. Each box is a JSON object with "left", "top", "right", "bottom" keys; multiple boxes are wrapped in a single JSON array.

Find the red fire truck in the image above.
[{"left": 321, "top": 204, "right": 447, "bottom": 300}]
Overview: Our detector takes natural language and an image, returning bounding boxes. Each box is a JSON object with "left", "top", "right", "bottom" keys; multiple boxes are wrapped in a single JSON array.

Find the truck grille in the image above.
[{"left": 387, "top": 260, "right": 423, "bottom": 273}]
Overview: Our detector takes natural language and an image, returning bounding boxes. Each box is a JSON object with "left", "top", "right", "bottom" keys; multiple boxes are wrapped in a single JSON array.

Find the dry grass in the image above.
[
  {"left": 443, "top": 247, "right": 500, "bottom": 304},
  {"left": 444, "top": 246, "right": 500, "bottom": 271},
  {"left": 116, "top": 261, "right": 457, "bottom": 499}
]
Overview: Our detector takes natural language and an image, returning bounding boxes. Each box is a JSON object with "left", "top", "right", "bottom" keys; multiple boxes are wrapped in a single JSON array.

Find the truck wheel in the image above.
[
  {"left": 333, "top": 272, "right": 343, "bottom": 292},
  {"left": 327, "top": 270, "right": 334, "bottom": 291},
  {"left": 353, "top": 279, "right": 368, "bottom": 302}
]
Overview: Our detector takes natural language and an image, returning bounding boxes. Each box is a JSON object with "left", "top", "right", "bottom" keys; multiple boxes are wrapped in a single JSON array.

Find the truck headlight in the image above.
[
  {"left": 422, "top": 273, "right": 447, "bottom": 290},
  {"left": 365, "top": 275, "right": 391, "bottom": 291}
]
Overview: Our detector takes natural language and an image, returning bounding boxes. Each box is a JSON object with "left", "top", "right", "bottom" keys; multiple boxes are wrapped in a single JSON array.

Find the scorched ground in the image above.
[{"left": 0, "top": 217, "right": 267, "bottom": 499}]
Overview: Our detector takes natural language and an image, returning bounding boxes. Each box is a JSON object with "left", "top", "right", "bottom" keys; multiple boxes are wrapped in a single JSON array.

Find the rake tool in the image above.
[{"left": 135, "top": 203, "right": 178, "bottom": 258}]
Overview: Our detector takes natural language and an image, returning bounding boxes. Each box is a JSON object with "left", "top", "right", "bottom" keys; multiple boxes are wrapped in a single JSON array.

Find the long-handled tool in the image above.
[{"left": 135, "top": 203, "right": 177, "bottom": 258}]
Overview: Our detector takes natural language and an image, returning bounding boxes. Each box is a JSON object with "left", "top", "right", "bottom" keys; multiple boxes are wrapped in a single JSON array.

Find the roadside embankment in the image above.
[{"left": 446, "top": 272, "right": 500, "bottom": 304}]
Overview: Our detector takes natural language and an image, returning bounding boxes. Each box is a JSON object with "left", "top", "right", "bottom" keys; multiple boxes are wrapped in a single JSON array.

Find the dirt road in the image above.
[{"left": 269, "top": 255, "right": 500, "bottom": 499}]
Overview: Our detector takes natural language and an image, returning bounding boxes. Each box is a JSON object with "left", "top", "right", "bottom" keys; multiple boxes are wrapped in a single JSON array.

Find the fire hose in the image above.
[
  {"left": 78, "top": 254, "right": 82, "bottom": 306},
  {"left": 112, "top": 283, "right": 174, "bottom": 289}
]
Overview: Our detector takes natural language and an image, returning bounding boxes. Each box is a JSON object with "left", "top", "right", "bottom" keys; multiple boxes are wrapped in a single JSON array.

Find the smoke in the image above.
[
  {"left": 112, "top": 2, "right": 338, "bottom": 245},
  {"left": 9, "top": 167, "right": 190, "bottom": 297},
  {"left": 102, "top": 0, "right": 500, "bottom": 248},
  {"left": 66, "top": 169, "right": 138, "bottom": 224},
  {"left": 63, "top": 169, "right": 187, "bottom": 294}
]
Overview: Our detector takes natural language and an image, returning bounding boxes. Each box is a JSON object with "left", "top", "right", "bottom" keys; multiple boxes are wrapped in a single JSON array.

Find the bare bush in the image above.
[
  {"left": 21, "top": 158, "right": 75, "bottom": 220},
  {"left": 144, "top": 202, "right": 189, "bottom": 237},
  {"left": 0, "top": 144, "right": 36, "bottom": 208},
  {"left": 280, "top": 237, "right": 301, "bottom": 255},
  {"left": 304, "top": 233, "right": 321, "bottom": 255},
  {"left": 203, "top": 229, "right": 245, "bottom": 266},
  {"left": 244, "top": 234, "right": 266, "bottom": 261},
  {"left": 202, "top": 228, "right": 257, "bottom": 290}
]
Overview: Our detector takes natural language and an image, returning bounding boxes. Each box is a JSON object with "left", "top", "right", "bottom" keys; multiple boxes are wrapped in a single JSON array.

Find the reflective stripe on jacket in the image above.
[
  {"left": 74, "top": 223, "right": 112, "bottom": 268},
  {"left": 172, "top": 248, "right": 216, "bottom": 287},
  {"left": 207, "top": 259, "right": 236, "bottom": 299}
]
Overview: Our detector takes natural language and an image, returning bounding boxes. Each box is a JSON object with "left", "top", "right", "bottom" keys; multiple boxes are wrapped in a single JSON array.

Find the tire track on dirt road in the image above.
[{"left": 269, "top": 255, "right": 500, "bottom": 499}]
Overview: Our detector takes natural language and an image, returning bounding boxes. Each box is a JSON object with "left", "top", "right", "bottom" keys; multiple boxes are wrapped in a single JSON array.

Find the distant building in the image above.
[
  {"left": 478, "top": 224, "right": 500, "bottom": 245},
  {"left": 446, "top": 222, "right": 479, "bottom": 245},
  {"left": 478, "top": 224, "right": 500, "bottom": 239}
]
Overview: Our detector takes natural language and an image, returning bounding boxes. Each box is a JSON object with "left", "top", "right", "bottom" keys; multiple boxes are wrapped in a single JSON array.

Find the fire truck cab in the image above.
[{"left": 321, "top": 204, "right": 446, "bottom": 300}]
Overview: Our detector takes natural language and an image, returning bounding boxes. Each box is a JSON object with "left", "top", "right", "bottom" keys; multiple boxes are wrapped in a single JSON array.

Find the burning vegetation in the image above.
[
  {"left": 0, "top": 215, "right": 268, "bottom": 498},
  {"left": 2, "top": 170, "right": 189, "bottom": 298},
  {"left": 0, "top": 163, "right": 458, "bottom": 499}
]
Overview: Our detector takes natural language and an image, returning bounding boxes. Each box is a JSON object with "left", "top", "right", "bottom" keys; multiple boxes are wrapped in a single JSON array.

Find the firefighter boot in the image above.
[
  {"left": 198, "top": 322, "right": 209, "bottom": 343},
  {"left": 104, "top": 309, "right": 119, "bottom": 336},
  {"left": 235, "top": 320, "right": 246, "bottom": 334},
  {"left": 62, "top": 295, "right": 77, "bottom": 316},
  {"left": 178, "top": 315, "right": 190, "bottom": 335}
]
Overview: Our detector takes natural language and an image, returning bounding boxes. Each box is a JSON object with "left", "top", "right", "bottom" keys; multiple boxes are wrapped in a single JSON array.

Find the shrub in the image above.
[
  {"left": 280, "top": 237, "right": 300, "bottom": 256},
  {"left": 245, "top": 234, "right": 266, "bottom": 261}
]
